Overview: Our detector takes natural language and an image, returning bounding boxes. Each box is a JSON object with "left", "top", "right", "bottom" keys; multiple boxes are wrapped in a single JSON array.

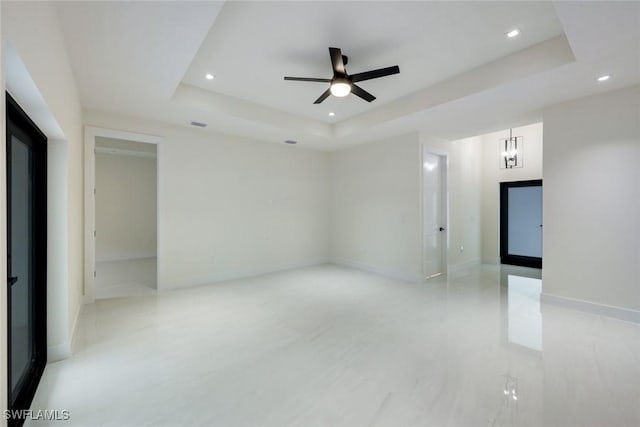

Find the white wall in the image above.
[
  {"left": 84, "top": 110, "right": 330, "bottom": 289},
  {"left": 47, "top": 140, "right": 70, "bottom": 357},
  {"left": 542, "top": 85, "right": 640, "bottom": 312},
  {"left": 330, "top": 133, "right": 422, "bottom": 282},
  {"left": 95, "top": 152, "right": 157, "bottom": 262},
  {"left": 329, "top": 132, "right": 485, "bottom": 281},
  {"left": 3, "top": 1, "right": 84, "bottom": 359},
  {"left": 446, "top": 137, "right": 483, "bottom": 271},
  {"left": 480, "top": 123, "right": 543, "bottom": 263}
]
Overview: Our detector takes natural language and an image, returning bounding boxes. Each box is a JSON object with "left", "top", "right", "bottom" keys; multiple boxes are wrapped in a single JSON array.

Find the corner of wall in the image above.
[{"left": 329, "top": 133, "right": 423, "bottom": 282}]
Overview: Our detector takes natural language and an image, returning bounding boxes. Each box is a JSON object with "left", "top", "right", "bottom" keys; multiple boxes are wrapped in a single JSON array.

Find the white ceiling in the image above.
[
  {"left": 183, "top": 1, "right": 563, "bottom": 122},
  {"left": 55, "top": 1, "right": 640, "bottom": 150},
  {"left": 55, "top": 1, "right": 225, "bottom": 113}
]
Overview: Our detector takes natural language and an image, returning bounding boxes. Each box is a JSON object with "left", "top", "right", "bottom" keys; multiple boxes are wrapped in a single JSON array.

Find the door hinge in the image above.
[
  {"left": 94, "top": 230, "right": 96, "bottom": 237},
  {"left": 94, "top": 270, "right": 96, "bottom": 278}
]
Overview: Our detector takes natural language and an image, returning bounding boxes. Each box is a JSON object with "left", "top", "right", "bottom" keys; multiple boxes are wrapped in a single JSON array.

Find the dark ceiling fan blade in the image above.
[
  {"left": 284, "top": 77, "right": 331, "bottom": 82},
  {"left": 350, "top": 65, "right": 400, "bottom": 83},
  {"left": 329, "top": 47, "right": 346, "bottom": 75},
  {"left": 313, "top": 88, "right": 332, "bottom": 104},
  {"left": 351, "top": 84, "right": 376, "bottom": 102}
]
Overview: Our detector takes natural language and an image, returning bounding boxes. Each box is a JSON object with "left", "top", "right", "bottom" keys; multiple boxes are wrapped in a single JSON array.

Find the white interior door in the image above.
[{"left": 423, "top": 151, "right": 445, "bottom": 278}]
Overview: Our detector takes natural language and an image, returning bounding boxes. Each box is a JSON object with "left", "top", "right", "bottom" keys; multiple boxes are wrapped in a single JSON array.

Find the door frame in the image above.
[
  {"left": 6, "top": 93, "right": 48, "bottom": 420},
  {"left": 499, "top": 179, "right": 543, "bottom": 268},
  {"left": 83, "top": 127, "right": 162, "bottom": 303},
  {"left": 421, "top": 145, "right": 449, "bottom": 280}
]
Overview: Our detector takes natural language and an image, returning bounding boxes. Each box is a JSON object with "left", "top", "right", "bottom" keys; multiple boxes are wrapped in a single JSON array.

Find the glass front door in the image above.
[
  {"left": 7, "top": 93, "right": 47, "bottom": 425},
  {"left": 500, "top": 180, "right": 543, "bottom": 268}
]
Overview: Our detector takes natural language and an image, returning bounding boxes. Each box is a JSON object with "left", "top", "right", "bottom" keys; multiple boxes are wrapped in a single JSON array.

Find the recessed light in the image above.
[
  {"left": 205, "top": 73, "right": 215, "bottom": 80},
  {"left": 597, "top": 74, "right": 611, "bottom": 82},
  {"left": 328, "top": 112, "right": 335, "bottom": 117},
  {"left": 506, "top": 29, "right": 520, "bottom": 38}
]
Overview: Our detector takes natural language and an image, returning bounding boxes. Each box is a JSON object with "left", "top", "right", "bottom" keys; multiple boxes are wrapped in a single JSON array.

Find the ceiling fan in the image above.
[{"left": 284, "top": 47, "right": 400, "bottom": 104}]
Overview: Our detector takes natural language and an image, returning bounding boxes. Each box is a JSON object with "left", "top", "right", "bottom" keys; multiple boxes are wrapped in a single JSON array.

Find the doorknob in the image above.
[
  {"left": 439, "top": 227, "right": 445, "bottom": 231},
  {"left": 9, "top": 276, "right": 18, "bottom": 286}
]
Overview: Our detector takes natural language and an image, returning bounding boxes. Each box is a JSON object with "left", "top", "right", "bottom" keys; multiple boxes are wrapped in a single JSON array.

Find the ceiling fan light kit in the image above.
[
  {"left": 330, "top": 78, "right": 351, "bottom": 97},
  {"left": 284, "top": 47, "right": 400, "bottom": 104}
]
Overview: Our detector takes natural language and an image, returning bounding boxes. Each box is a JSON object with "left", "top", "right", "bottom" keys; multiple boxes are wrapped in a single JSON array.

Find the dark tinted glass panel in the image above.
[{"left": 10, "top": 136, "right": 34, "bottom": 394}]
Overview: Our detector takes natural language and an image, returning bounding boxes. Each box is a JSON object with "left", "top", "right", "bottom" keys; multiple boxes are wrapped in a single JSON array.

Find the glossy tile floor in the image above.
[
  {"left": 95, "top": 258, "right": 157, "bottom": 299},
  {"left": 28, "top": 265, "right": 640, "bottom": 426}
]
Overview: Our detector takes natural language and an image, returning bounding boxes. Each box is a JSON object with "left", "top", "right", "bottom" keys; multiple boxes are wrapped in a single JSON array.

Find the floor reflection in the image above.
[
  {"left": 26, "top": 265, "right": 640, "bottom": 427},
  {"left": 500, "top": 265, "right": 543, "bottom": 352},
  {"left": 491, "top": 374, "right": 520, "bottom": 426}
]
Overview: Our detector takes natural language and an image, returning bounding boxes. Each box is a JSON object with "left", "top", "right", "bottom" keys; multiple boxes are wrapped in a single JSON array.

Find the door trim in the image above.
[
  {"left": 499, "top": 179, "right": 542, "bottom": 268},
  {"left": 6, "top": 93, "right": 48, "bottom": 422}
]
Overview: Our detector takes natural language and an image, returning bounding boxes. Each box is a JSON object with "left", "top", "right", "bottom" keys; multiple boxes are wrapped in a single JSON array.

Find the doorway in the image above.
[
  {"left": 500, "top": 180, "right": 543, "bottom": 268},
  {"left": 6, "top": 94, "right": 47, "bottom": 424},
  {"left": 84, "top": 127, "right": 162, "bottom": 302},
  {"left": 423, "top": 149, "right": 447, "bottom": 279},
  {"left": 94, "top": 137, "right": 158, "bottom": 299}
]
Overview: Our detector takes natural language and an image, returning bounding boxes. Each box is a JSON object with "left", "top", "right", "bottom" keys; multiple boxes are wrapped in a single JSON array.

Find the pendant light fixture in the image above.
[{"left": 500, "top": 128, "right": 523, "bottom": 169}]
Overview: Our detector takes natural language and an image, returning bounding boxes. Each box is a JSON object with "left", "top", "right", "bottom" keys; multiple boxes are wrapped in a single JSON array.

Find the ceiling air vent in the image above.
[
  {"left": 284, "top": 140, "right": 298, "bottom": 145},
  {"left": 190, "top": 121, "right": 207, "bottom": 128}
]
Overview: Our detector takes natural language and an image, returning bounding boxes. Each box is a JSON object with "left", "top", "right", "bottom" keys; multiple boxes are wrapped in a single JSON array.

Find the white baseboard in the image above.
[
  {"left": 48, "top": 303, "right": 83, "bottom": 362},
  {"left": 330, "top": 258, "right": 419, "bottom": 283},
  {"left": 83, "top": 290, "right": 94, "bottom": 305},
  {"left": 69, "top": 302, "right": 82, "bottom": 353},
  {"left": 160, "top": 259, "right": 330, "bottom": 290},
  {"left": 96, "top": 255, "right": 157, "bottom": 263},
  {"left": 541, "top": 293, "right": 640, "bottom": 324},
  {"left": 47, "top": 342, "right": 71, "bottom": 362}
]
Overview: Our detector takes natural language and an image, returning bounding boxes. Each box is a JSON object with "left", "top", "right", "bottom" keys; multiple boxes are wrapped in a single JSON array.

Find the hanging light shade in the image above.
[{"left": 499, "top": 129, "right": 523, "bottom": 169}]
